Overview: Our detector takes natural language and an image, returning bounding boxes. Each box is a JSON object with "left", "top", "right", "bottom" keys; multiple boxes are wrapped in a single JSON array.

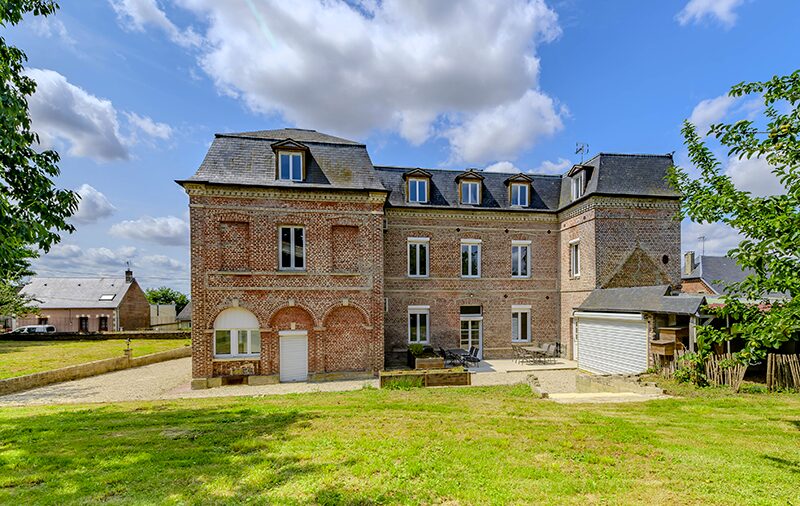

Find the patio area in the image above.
[{"left": 470, "top": 357, "right": 577, "bottom": 374}]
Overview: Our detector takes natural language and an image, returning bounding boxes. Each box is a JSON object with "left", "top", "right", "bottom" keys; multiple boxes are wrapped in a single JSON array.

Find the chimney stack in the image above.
[
  {"left": 125, "top": 268, "right": 133, "bottom": 283},
  {"left": 684, "top": 251, "right": 695, "bottom": 276}
]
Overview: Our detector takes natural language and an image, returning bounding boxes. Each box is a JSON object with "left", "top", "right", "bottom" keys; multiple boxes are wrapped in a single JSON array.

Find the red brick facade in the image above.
[
  {"left": 181, "top": 132, "right": 681, "bottom": 382},
  {"left": 185, "top": 185, "right": 385, "bottom": 380}
]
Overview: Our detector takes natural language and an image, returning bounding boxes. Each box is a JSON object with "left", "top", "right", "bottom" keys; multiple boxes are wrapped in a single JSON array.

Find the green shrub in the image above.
[{"left": 408, "top": 344, "right": 425, "bottom": 357}]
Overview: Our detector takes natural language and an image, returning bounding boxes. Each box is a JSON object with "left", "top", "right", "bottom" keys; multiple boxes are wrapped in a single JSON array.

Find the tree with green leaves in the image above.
[
  {"left": 668, "top": 69, "right": 800, "bottom": 374},
  {"left": 1, "top": 0, "right": 78, "bottom": 282},
  {"left": 145, "top": 287, "right": 190, "bottom": 313}
]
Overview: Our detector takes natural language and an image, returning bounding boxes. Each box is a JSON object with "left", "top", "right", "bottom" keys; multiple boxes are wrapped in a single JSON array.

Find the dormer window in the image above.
[
  {"left": 570, "top": 170, "right": 586, "bottom": 201},
  {"left": 271, "top": 138, "right": 309, "bottom": 182},
  {"left": 279, "top": 152, "right": 304, "bottom": 181},
  {"left": 402, "top": 169, "right": 432, "bottom": 204},
  {"left": 461, "top": 181, "right": 480, "bottom": 205},
  {"left": 408, "top": 178, "right": 428, "bottom": 203},
  {"left": 511, "top": 183, "right": 529, "bottom": 207}
]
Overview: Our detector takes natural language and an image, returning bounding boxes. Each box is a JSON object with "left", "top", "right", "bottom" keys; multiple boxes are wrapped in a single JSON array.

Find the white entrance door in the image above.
[
  {"left": 460, "top": 318, "right": 483, "bottom": 358},
  {"left": 279, "top": 331, "right": 308, "bottom": 382},
  {"left": 574, "top": 312, "right": 648, "bottom": 375}
]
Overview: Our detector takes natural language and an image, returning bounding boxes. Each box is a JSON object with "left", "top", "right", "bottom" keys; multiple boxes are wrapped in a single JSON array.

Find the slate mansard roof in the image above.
[
  {"left": 19, "top": 277, "right": 135, "bottom": 309},
  {"left": 578, "top": 285, "right": 705, "bottom": 315},
  {"left": 178, "top": 128, "right": 386, "bottom": 192},
  {"left": 178, "top": 128, "right": 679, "bottom": 210}
]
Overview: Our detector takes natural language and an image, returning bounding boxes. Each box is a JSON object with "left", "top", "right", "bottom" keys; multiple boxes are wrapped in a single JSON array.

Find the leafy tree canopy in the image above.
[
  {"left": 145, "top": 287, "right": 189, "bottom": 313},
  {"left": 1, "top": 0, "right": 78, "bottom": 282},
  {"left": 668, "top": 69, "right": 800, "bottom": 365}
]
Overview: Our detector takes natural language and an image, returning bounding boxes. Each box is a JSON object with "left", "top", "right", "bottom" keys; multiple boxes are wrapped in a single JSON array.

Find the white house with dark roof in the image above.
[{"left": 16, "top": 269, "right": 150, "bottom": 332}]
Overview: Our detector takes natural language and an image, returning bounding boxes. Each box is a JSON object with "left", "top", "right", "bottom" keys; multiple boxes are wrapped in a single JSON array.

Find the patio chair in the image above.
[
  {"left": 439, "top": 347, "right": 464, "bottom": 368},
  {"left": 462, "top": 346, "right": 481, "bottom": 368}
]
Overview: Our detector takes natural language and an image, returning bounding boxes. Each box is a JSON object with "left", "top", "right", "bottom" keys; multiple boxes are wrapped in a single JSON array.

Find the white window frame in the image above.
[
  {"left": 511, "top": 183, "right": 529, "bottom": 207},
  {"left": 213, "top": 328, "right": 261, "bottom": 358},
  {"left": 569, "top": 239, "right": 581, "bottom": 278},
  {"left": 571, "top": 171, "right": 585, "bottom": 200},
  {"left": 511, "top": 305, "right": 531, "bottom": 342},
  {"left": 460, "top": 239, "right": 481, "bottom": 278},
  {"left": 408, "top": 305, "right": 430, "bottom": 344},
  {"left": 511, "top": 240, "right": 531, "bottom": 278},
  {"left": 279, "top": 226, "right": 306, "bottom": 271},
  {"left": 278, "top": 151, "right": 304, "bottom": 182},
  {"left": 407, "top": 178, "right": 429, "bottom": 203},
  {"left": 407, "top": 237, "right": 430, "bottom": 278},
  {"left": 461, "top": 181, "right": 480, "bottom": 205}
]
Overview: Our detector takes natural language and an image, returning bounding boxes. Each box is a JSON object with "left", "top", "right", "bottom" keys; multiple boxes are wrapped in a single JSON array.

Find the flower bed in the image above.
[{"left": 380, "top": 367, "right": 471, "bottom": 388}]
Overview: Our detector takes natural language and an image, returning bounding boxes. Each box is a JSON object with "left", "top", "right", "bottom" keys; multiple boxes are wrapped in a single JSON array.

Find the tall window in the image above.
[
  {"left": 407, "top": 178, "right": 428, "bottom": 203},
  {"left": 461, "top": 240, "right": 481, "bottom": 277},
  {"left": 280, "top": 226, "right": 305, "bottom": 270},
  {"left": 570, "top": 171, "right": 585, "bottom": 200},
  {"left": 511, "top": 183, "right": 529, "bottom": 207},
  {"left": 407, "top": 238, "right": 429, "bottom": 277},
  {"left": 279, "top": 152, "right": 303, "bottom": 181},
  {"left": 512, "top": 306, "right": 531, "bottom": 342},
  {"left": 78, "top": 316, "right": 89, "bottom": 332},
  {"left": 408, "top": 306, "right": 430, "bottom": 343},
  {"left": 570, "top": 240, "right": 581, "bottom": 277},
  {"left": 461, "top": 181, "right": 480, "bottom": 205},
  {"left": 214, "top": 329, "right": 261, "bottom": 357},
  {"left": 98, "top": 316, "right": 108, "bottom": 332},
  {"left": 512, "top": 241, "right": 530, "bottom": 278}
]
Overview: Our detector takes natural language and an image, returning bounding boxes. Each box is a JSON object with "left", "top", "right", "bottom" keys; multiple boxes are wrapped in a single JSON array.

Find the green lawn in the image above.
[
  {"left": 0, "top": 386, "right": 797, "bottom": 505},
  {"left": 0, "top": 339, "right": 191, "bottom": 380}
]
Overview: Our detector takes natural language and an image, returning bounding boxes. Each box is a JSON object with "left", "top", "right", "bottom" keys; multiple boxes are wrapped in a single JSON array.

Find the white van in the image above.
[{"left": 11, "top": 325, "right": 57, "bottom": 334}]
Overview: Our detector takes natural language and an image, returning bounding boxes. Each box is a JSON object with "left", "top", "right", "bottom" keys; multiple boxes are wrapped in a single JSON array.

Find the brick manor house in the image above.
[{"left": 178, "top": 128, "right": 680, "bottom": 387}]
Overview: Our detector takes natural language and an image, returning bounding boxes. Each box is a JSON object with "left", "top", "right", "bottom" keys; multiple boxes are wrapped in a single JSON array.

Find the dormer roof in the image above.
[
  {"left": 270, "top": 138, "right": 309, "bottom": 152},
  {"left": 455, "top": 168, "right": 485, "bottom": 181},
  {"left": 567, "top": 164, "right": 591, "bottom": 177},
  {"left": 504, "top": 173, "right": 533, "bottom": 185},
  {"left": 401, "top": 168, "right": 433, "bottom": 180}
]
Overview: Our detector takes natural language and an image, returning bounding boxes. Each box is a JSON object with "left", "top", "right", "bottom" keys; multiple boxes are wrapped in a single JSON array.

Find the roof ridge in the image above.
[
  {"left": 374, "top": 165, "right": 564, "bottom": 177},
  {"left": 215, "top": 133, "right": 366, "bottom": 147},
  {"left": 596, "top": 152, "right": 673, "bottom": 158}
]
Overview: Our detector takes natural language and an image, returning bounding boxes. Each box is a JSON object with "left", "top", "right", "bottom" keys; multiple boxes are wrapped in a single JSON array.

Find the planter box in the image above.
[
  {"left": 379, "top": 368, "right": 471, "bottom": 388},
  {"left": 415, "top": 357, "right": 445, "bottom": 370}
]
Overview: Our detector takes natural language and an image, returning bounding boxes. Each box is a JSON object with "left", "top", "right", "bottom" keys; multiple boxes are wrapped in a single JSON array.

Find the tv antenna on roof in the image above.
[
  {"left": 575, "top": 142, "right": 589, "bottom": 163},
  {"left": 698, "top": 236, "right": 706, "bottom": 256}
]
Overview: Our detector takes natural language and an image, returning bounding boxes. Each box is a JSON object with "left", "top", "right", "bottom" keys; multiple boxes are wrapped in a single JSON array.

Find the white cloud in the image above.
[
  {"left": 688, "top": 94, "right": 737, "bottom": 135},
  {"left": 532, "top": 157, "right": 572, "bottom": 174},
  {"left": 110, "top": 0, "right": 201, "bottom": 48},
  {"left": 676, "top": 0, "right": 744, "bottom": 28},
  {"left": 726, "top": 156, "right": 784, "bottom": 197},
  {"left": 483, "top": 161, "right": 520, "bottom": 173},
  {"left": 24, "top": 68, "right": 174, "bottom": 161},
  {"left": 109, "top": 216, "right": 189, "bottom": 246},
  {"left": 124, "top": 112, "right": 173, "bottom": 140},
  {"left": 445, "top": 90, "right": 564, "bottom": 163},
  {"left": 134, "top": 0, "right": 562, "bottom": 164},
  {"left": 142, "top": 254, "right": 185, "bottom": 270},
  {"left": 682, "top": 220, "right": 742, "bottom": 257},
  {"left": 71, "top": 184, "right": 117, "bottom": 224},
  {"left": 25, "top": 68, "right": 129, "bottom": 161},
  {"left": 29, "top": 16, "right": 75, "bottom": 46}
]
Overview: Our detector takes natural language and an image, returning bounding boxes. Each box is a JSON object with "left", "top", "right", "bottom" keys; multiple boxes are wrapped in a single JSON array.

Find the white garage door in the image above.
[
  {"left": 279, "top": 331, "right": 308, "bottom": 382},
  {"left": 575, "top": 312, "right": 648, "bottom": 375}
]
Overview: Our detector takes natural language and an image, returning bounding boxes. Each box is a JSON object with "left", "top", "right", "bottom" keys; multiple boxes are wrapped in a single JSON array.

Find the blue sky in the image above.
[{"left": 6, "top": 0, "right": 798, "bottom": 293}]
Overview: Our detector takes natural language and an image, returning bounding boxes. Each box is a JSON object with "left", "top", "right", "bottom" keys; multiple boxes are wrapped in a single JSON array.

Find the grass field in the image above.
[
  {"left": 0, "top": 339, "right": 191, "bottom": 380},
  {"left": 0, "top": 385, "right": 797, "bottom": 505}
]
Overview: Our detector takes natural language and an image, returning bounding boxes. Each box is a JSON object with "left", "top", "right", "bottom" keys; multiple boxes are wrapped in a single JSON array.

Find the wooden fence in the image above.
[
  {"left": 766, "top": 354, "right": 800, "bottom": 392},
  {"left": 656, "top": 350, "right": 747, "bottom": 391}
]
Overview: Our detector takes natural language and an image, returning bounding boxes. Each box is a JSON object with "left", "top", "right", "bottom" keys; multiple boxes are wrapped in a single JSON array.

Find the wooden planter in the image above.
[
  {"left": 414, "top": 357, "right": 445, "bottom": 370},
  {"left": 380, "top": 368, "right": 471, "bottom": 388}
]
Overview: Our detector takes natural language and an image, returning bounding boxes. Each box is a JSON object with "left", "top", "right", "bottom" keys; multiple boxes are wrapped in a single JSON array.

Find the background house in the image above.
[
  {"left": 176, "top": 301, "right": 192, "bottom": 329},
  {"left": 16, "top": 269, "right": 150, "bottom": 332},
  {"left": 681, "top": 251, "right": 751, "bottom": 295}
]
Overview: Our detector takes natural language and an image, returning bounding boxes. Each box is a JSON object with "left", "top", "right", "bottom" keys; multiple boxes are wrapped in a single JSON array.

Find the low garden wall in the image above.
[
  {"left": 0, "top": 330, "right": 191, "bottom": 341},
  {"left": 0, "top": 346, "right": 191, "bottom": 396}
]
